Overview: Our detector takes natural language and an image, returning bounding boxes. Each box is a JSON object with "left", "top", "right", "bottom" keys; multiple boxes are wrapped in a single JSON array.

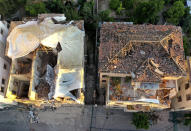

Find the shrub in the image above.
[
  {"left": 132, "top": 112, "right": 150, "bottom": 129},
  {"left": 25, "top": 2, "right": 47, "bottom": 16},
  {"left": 184, "top": 114, "right": 191, "bottom": 126},
  {"left": 99, "top": 10, "right": 113, "bottom": 21},
  {"left": 45, "top": 0, "right": 64, "bottom": 13},
  {"left": 116, "top": 1, "right": 125, "bottom": 15},
  {"left": 109, "top": 0, "right": 120, "bottom": 10},
  {"left": 111, "top": 77, "right": 121, "bottom": 86}
]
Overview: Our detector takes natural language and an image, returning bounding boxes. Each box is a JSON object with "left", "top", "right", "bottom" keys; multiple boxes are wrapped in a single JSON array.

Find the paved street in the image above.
[{"left": 0, "top": 105, "right": 180, "bottom": 131}]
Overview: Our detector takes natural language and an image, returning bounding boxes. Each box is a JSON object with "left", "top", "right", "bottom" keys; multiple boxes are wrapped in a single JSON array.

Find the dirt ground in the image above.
[
  {"left": 84, "top": 30, "right": 105, "bottom": 105},
  {"left": 84, "top": 31, "right": 97, "bottom": 105}
]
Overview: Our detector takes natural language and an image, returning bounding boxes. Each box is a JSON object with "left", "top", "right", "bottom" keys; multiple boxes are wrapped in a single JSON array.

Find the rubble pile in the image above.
[
  {"left": 156, "top": 89, "right": 171, "bottom": 106},
  {"left": 35, "top": 51, "right": 57, "bottom": 100},
  {"left": 35, "top": 80, "right": 50, "bottom": 99}
]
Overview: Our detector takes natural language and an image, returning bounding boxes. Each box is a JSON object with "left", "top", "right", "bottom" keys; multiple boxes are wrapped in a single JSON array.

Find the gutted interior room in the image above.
[{"left": 12, "top": 78, "right": 30, "bottom": 99}]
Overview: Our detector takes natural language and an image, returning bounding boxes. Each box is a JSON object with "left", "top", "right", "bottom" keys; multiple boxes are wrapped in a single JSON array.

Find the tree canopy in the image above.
[
  {"left": 183, "top": 36, "right": 191, "bottom": 56},
  {"left": 165, "top": 1, "right": 185, "bottom": 25},
  {"left": 123, "top": 0, "right": 136, "bottom": 10},
  {"left": 132, "top": 112, "right": 150, "bottom": 129},
  {"left": 134, "top": 0, "right": 164, "bottom": 24},
  {"left": 98, "top": 10, "right": 113, "bottom": 22},
  {"left": 182, "top": 15, "right": 191, "bottom": 35},
  {"left": 25, "top": 2, "right": 47, "bottom": 16},
  {"left": 0, "top": 0, "right": 26, "bottom": 18},
  {"left": 109, "top": 0, "right": 120, "bottom": 10},
  {"left": 45, "top": 0, "right": 64, "bottom": 13},
  {"left": 184, "top": 114, "right": 191, "bottom": 126}
]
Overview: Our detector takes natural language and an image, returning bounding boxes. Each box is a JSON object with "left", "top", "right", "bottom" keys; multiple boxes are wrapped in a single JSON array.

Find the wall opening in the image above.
[{"left": 12, "top": 79, "right": 30, "bottom": 99}]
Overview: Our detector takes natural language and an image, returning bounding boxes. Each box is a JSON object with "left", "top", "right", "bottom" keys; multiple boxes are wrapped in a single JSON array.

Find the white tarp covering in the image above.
[
  {"left": 45, "top": 65, "right": 55, "bottom": 99},
  {"left": 54, "top": 68, "right": 83, "bottom": 102},
  {"left": 7, "top": 17, "right": 84, "bottom": 69},
  {"left": 135, "top": 98, "right": 160, "bottom": 104}
]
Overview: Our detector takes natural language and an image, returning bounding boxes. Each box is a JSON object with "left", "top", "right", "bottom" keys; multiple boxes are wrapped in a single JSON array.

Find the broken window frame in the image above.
[
  {"left": 186, "top": 94, "right": 191, "bottom": 101},
  {"left": 1, "top": 78, "right": 5, "bottom": 85},
  {"left": 185, "top": 83, "right": 189, "bottom": 90},
  {"left": 178, "top": 86, "right": 181, "bottom": 91},
  {"left": 1, "top": 29, "right": 3, "bottom": 35},
  {"left": 177, "top": 96, "right": 182, "bottom": 102},
  {"left": 102, "top": 80, "right": 107, "bottom": 82},
  {"left": 1, "top": 86, "right": 4, "bottom": 93},
  {"left": 3, "top": 63, "right": 7, "bottom": 70},
  {"left": 102, "top": 75, "right": 108, "bottom": 78}
]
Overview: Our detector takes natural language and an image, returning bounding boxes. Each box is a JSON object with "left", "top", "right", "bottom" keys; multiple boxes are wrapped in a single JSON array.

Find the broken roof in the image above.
[
  {"left": 99, "top": 22, "right": 185, "bottom": 82},
  {"left": 6, "top": 14, "right": 85, "bottom": 103},
  {"left": 6, "top": 16, "right": 84, "bottom": 69}
]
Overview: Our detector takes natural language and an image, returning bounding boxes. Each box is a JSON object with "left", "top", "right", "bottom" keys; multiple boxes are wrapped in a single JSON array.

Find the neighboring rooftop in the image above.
[{"left": 99, "top": 22, "right": 186, "bottom": 82}]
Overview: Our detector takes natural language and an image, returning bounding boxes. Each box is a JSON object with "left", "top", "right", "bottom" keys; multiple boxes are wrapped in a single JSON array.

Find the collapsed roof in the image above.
[{"left": 99, "top": 22, "right": 186, "bottom": 82}]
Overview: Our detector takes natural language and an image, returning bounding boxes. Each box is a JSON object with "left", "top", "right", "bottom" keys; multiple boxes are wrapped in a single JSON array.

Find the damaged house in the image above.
[
  {"left": 171, "top": 57, "right": 191, "bottom": 111},
  {"left": 5, "top": 14, "right": 85, "bottom": 104},
  {"left": 99, "top": 22, "right": 186, "bottom": 111}
]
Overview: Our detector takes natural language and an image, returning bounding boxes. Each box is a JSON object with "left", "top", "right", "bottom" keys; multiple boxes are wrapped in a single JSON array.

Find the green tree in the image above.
[
  {"left": 183, "top": 36, "right": 191, "bottom": 56},
  {"left": 184, "top": 114, "right": 191, "bottom": 126},
  {"left": 98, "top": 10, "right": 113, "bottom": 22},
  {"left": 123, "top": 0, "right": 134, "bottom": 10},
  {"left": 80, "top": 1, "right": 94, "bottom": 19},
  {"left": 25, "top": 2, "right": 47, "bottom": 16},
  {"left": 165, "top": 1, "right": 185, "bottom": 25},
  {"left": 134, "top": 0, "right": 164, "bottom": 24},
  {"left": 63, "top": 6, "right": 81, "bottom": 21},
  {"left": 116, "top": 2, "right": 125, "bottom": 15},
  {"left": 45, "top": 0, "right": 64, "bottom": 13},
  {"left": 182, "top": 15, "right": 191, "bottom": 35},
  {"left": 132, "top": 112, "right": 150, "bottom": 129},
  {"left": 109, "top": 0, "right": 120, "bottom": 10},
  {"left": 80, "top": 1, "right": 98, "bottom": 30},
  {"left": 0, "top": 0, "right": 26, "bottom": 18}
]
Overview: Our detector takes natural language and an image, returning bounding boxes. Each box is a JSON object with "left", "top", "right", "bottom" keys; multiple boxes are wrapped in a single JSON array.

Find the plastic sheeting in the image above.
[
  {"left": 135, "top": 98, "right": 160, "bottom": 104},
  {"left": 45, "top": 65, "right": 55, "bottom": 99},
  {"left": 7, "top": 18, "right": 85, "bottom": 69},
  {"left": 54, "top": 68, "right": 83, "bottom": 102}
]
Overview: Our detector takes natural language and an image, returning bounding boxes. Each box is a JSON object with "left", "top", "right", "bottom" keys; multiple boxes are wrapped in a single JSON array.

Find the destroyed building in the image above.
[
  {"left": 5, "top": 14, "right": 85, "bottom": 104},
  {"left": 0, "top": 17, "right": 10, "bottom": 97},
  {"left": 171, "top": 57, "right": 191, "bottom": 111},
  {"left": 98, "top": 22, "right": 186, "bottom": 112}
]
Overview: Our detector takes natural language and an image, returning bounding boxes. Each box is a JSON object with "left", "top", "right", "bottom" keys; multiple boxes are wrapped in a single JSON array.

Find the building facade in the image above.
[
  {"left": 171, "top": 57, "right": 191, "bottom": 111},
  {"left": 0, "top": 18, "right": 10, "bottom": 96}
]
